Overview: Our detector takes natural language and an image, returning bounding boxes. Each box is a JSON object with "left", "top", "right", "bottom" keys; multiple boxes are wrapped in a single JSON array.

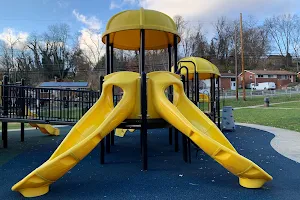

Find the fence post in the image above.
[
  {"left": 2, "top": 75, "right": 9, "bottom": 148},
  {"left": 20, "top": 79, "right": 25, "bottom": 142}
]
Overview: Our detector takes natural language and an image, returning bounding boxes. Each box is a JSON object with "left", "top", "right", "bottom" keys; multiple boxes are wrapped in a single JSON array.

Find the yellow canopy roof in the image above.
[
  {"left": 102, "top": 8, "right": 180, "bottom": 50},
  {"left": 172, "top": 57, "right": 221, "bottom": 80}
]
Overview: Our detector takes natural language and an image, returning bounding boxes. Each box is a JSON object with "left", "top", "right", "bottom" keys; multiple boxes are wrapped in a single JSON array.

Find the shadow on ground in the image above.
[{"left": 0, "top": 125, "right": 299, "bottom": 200}]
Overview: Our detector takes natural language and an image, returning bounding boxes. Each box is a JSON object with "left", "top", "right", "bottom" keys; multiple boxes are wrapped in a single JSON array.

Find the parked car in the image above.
[{"left": 250, "top": 82, "right": 276, "bottom": 90}]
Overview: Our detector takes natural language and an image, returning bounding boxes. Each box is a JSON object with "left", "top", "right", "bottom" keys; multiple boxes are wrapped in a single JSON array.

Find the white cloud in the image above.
[
  {"left": 110, "top": 1, "right": 122, "bottom": 10},
  {"left": 73, "top": 10, "right": 105, "bottom": 65},
  {"left": 129, "top": 0, "right": 300, "bottom": 40},
  {"left": 57, "top": 0, "right": 69, "bottom": 8},
  {"left": 72, "top": 10, "right": 101, "bottom": 30},
  {"left": 123, "top": 0, "right": 136, "bottom": 4},
  {"left": 110, "top": 0, "right": 137, "bottom": 10},
  {"left": 0, "top": 28, "right": 28, "bottom": 50},
  {"left": 139, "top": 0, "right": 300, "bottom": 20},
  {"left": 78, "top": 28, "right": 104, "bottom": 65}
]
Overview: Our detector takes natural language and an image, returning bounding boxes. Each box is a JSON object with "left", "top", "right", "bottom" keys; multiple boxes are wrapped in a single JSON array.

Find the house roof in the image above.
[
  {"left": 245, "top": 70, "right": 295, "bottom": 75},
  {"left": 38, "top": 82, "right": 89, "bottom": 87},
  {"left": 221, "top": 73, "right": 235, "bottom": 77}
]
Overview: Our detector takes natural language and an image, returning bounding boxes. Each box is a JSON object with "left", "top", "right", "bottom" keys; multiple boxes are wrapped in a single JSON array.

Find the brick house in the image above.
[
  {"left": 220, "top": 72, "right": 236, "bottom": 90},
  {"left": 239, "top": 69, "right": 296, "bottom": 89}
]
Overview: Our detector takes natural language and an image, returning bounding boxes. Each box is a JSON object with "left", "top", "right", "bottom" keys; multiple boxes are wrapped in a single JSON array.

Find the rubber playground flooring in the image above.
[{"left": 0, "top": 126, "right": 300, "bottom": 200}]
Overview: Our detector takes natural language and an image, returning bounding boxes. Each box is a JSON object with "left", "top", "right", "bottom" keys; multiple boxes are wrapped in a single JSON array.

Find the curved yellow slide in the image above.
[
  {"left": 27, "top": 108, "right": 60, "bottom": 136},
  {"left": 12, "top": 72, "right": 139, "bottom": 197},
  {"left": 148, "top": 71, "right": 272, "bottom": 188}
]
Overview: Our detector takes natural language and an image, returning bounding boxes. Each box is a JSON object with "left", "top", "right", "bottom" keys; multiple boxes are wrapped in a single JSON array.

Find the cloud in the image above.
[
  {"left": 110, "top": 1, "right": 122, "bottom": 10},
  {"left": 73, "top": 10, "right": 104, "bottom": 65},
  {"left": 57, "top": 0, "right": 69, "bottom": 8},
  {"left": 128, "top": 0, "right": 300, "bottom": 40},
  {"left": 110, "top": 0, "right": 137, "bottom": 10},
  {"left": 139, "top": 0, "right": 300, "bottom": 20},
  {"left": 78, "top": 29, "right": 104, "bottom": 65},
  {"left": 0, "top": 28, "right": 28, "bottom": 50},
  {"left": 72, "top": 10, "right": 101, "bottom": 30},
  {"left": 123, "top": 0, "right": 136, "bottom": 4}
]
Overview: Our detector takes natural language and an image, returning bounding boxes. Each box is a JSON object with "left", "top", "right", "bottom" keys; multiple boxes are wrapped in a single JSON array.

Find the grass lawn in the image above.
[
  {"left": 0, "top": 122, "right": 31, "bottom": 130},
  {"left": 271, "top": 101, "right": 300, "bottom": 108},
  {"left": 233, "top": 101, "right": 300, "bottom": 132},
  {"left": 34, "top": 107, "right": 85, "bottom": 120},
  {"left": 222, "top": 94, "right": 300, "bottom": 108}
]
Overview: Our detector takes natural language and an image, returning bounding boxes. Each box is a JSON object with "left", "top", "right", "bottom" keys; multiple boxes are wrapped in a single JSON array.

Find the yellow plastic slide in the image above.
[
  {"left": 12, "top": 72, "right": 139, "bottom": 197},
  {"left": 26, "top": 107, "right": 60, "bottom": 136},
  {"left": 148, "top": 71, "right": 272, "bottom": 188}
]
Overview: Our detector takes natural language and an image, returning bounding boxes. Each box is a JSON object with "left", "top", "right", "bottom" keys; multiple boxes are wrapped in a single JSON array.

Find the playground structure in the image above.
[{"left": 7, "top": 8, "right": 272, "bottom": 198}]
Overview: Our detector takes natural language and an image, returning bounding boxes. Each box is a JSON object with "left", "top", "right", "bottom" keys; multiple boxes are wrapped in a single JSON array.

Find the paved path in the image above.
[
  {"left": 237, "top": 123, "right": 300, "bottom": 163},
  {"left": 232, "top": 100, "right": 300, "bottom": 110}
]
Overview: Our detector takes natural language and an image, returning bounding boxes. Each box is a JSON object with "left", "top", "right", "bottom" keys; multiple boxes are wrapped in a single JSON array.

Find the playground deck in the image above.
[{"left": 0, "top": 126, "right": 299, "bottom": 200}]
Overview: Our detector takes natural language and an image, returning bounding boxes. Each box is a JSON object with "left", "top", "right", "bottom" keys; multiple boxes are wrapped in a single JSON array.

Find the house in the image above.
[
  {"left": 220, "top": 71, "right": 236, "bottom": 91},
  {"left": 239, "top": 69, "right": 296, "bottom": 89},
  {"left": 37, "top": 82, "right": 90, "bottom": 100}
]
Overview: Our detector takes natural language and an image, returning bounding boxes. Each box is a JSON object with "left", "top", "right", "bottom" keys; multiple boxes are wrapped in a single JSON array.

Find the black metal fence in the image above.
[
  {"left": 0, "top": 77, "right": 127, "bottom": 125},
  {"left": 0, "top": 76, "right": 219, "bottom": 125}
]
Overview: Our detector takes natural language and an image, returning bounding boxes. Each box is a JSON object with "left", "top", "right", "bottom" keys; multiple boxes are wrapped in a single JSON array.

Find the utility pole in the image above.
[
  {"left": 240, "top": 13, "right": 246, "bottom": 101},
  {"left": 234, "top": 25, "right": 238, "bottom": 100}
]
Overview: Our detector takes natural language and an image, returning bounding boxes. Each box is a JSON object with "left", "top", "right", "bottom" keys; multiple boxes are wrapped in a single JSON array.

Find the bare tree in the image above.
[
  {"left": 213, "top": 16, "right": 234, "bottom": 67},
  {"left": 0, "top": 41, "right": 11, "bottom": 73},
  {"left": 242, "top": 17, "right": 270, "bottom": 68},
  {"left": 264, "top": 14, "right": 298, "bottom": 67},
  {"left": 27, "top": 33, "right": 42, "bottom": 69},
  {"left": 78, "top": 29, "right": 104, "bottom": 69}
]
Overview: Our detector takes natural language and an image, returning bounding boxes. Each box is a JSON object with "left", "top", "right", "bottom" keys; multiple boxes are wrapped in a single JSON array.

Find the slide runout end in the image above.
[
  {"left": 18, "top": 185, "right": 50, "bottom": 198},
  {"left": 239, "top": 177, "right": 267, "bottom": 189}
]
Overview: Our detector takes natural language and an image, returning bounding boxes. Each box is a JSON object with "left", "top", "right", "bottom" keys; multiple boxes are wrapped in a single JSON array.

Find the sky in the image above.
[{"left": 0, "top": 0, "right": 299, "bottom": 57}]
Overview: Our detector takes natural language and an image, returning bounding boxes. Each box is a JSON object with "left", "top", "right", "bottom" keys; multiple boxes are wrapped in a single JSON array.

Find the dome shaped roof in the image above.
[
  {"left": 172, "top": 57, "right": 221, "bottom": 79},
  {"left": 102, "top": 8, "right": 180, "bottom": 50}
]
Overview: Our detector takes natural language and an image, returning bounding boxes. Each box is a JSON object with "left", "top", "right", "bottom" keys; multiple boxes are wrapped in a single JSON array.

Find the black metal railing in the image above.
[{"left": 1, "top": 83, "right": 101, "bottom": 123}]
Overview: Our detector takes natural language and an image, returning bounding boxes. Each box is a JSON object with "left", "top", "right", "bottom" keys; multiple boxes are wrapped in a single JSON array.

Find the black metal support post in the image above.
[
  {"left": 174, "top": 35, "right": 179, "bottom": 152},
  {"left": 105, "top": 35, "right": 111, "bottom": 154},
  {"left": 20, "top": 78, "right": 25, "bottom": 142},
  {"left": 2, "top": 75, "right": 9, "bottom": 148},
  {"left": 217, "top": 77, "right": 221, "bottom": 128},
  {"left": 210, "top": 77, "right": 214, "bottom": 115},
  {"left": 99, "top": 75, "right": 105, "bottom": 164},
  {"left": 195, "top": 72, "right": 199, "bottom": 104},
  {"left": 210, "top": 76, "right": 216, "bottom": 122},
  {"left": 167, "top": 44, "right": 173, "bottom": 145},
  {"left": 110, "top": 43, "right": 115, "bottom": 146},
  {"left": 181, "top": 75, "right": 188, "bottom": 162},
  {"left": 213, "top": 76, "right": 216, "bottom": 123},
  {"left": 140, "top": 29, "right": 148, "bottom": 170},
  {"left": 173, "top": 35, "right": 179, "bottom": 153},
  {"left": 141, "top": 72, "right": 148, "bottom": 170}
]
